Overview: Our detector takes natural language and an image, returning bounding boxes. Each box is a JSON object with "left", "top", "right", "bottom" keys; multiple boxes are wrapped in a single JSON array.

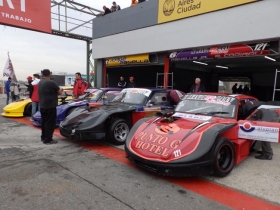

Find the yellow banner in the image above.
[
  {"left": 106, "top": 54, "right": 150, "bottom": 67},
  {"left": 158, "top": 0, "right": 258, "bottom": 24}
]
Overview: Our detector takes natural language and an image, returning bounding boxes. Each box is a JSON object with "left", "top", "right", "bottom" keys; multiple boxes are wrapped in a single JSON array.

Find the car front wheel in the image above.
[
  {"left": 107, "top": 119, "right": 130, "bottom": 145},
  {"left": 213, "top": 138, "right": 235, "bottom": 177}
]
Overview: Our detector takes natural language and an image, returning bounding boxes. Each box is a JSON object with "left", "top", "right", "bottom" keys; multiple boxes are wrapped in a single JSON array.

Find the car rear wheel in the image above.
[
  {"left": 107, "top": 119, "right": 130, "bottom": 145},
  {"left": 24, "top": 103, "right": 32, "bottom": 117},
  {"left": 213, "top": 138, "right": 235, "bottom": 177}
]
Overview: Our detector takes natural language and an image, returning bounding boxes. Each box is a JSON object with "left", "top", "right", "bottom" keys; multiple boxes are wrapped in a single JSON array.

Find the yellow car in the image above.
[{"left": 2, "top": 88, "right": 74, "bottom": 117}]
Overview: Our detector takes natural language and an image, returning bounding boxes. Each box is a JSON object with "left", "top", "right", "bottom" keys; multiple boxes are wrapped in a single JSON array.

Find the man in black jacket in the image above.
[
  {"left": 25, "top": 76, "right": 33, "bottom": 98},
  {"left": 117, "top": 76, "right": 126, "bottom": 88},
  {"left": 189, "top": 78, "right": 205, "bottom": 93}
]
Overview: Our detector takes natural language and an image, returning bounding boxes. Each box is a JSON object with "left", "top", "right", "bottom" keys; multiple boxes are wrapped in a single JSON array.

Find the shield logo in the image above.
[{"left": 163, "top": 0, "right": 175, "bottom": 16}]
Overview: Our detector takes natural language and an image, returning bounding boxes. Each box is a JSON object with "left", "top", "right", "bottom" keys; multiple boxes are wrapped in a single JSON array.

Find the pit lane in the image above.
[{"left": 0, "top": 96, "right": 280, "bottom": 209}]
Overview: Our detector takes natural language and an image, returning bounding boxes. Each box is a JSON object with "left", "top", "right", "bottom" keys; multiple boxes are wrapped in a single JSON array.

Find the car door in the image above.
[{"left": 238, "top": 105, "right": 280, "bottom": 143}]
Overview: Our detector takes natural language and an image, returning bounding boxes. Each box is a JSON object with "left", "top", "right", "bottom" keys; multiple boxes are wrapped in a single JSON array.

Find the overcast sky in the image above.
[{"left": 0, "top": 0, "right": 131, "bottom": 81}]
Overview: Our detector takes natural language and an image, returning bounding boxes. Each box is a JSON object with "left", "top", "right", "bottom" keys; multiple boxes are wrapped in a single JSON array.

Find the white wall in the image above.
[{"left": 92, "top": 0, "right": 280, "bottom": 59}]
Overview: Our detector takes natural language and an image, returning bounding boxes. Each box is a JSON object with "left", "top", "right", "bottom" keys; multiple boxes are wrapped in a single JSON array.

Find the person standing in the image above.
[
  {"left": 10, "top": 81, "right": 20, "bottom": 102},
  {"left": 189, "top": 78, "right": 205, "bottom": 93},
  {"left": 5, "top": 77, "right": 11, "bottom": 105},
  {"left": 117, "top": 76, "right": 126, "bottom": 88},
  {"left": 127, "top": 76, "right": 137, "bottom": 88},
  {"left": 25, "top": 76, "right": 33, "bottom": 98},
  {"left": 237, "top": 85, "right": 243, "bottom": 94},
  {"left": 30, "top": 74, "right": 40, "bottom": 121},
  {"left": 232, "top": 83, "right": 238, "bottom": 94},
  {"left": 38, "top": 69, "right": 63, "bottom": 145},
  {"left": 73, "top": 72, "right": 89, "bottom": 98}
]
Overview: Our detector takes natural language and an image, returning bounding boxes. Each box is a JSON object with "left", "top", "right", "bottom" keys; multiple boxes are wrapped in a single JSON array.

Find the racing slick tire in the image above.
[
  {"left": 107, "top": 119, "right": 130, "bottom": 145},
  {"left": 24, "top": 103, "right": 32, "bottom": 117},
  {"left": 213, "top": 138, "right": 235, "bottom": 177}
]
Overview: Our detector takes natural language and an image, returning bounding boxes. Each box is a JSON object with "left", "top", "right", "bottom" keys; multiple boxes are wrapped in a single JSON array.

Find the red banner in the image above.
[{"left": 0, "top": 0, "right": 51, "bottom": 33}]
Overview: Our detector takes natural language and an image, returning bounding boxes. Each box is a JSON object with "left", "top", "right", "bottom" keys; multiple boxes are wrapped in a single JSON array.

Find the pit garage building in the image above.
[{"left": 92, "top": 0, "right": 280, "bottom": 101}]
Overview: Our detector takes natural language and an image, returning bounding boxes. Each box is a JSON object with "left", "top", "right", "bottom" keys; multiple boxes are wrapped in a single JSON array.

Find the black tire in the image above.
[
  {"left": 24, "top": 103, "right": 32, "bottom": 117},
  {"left": 107, "top": 119, "right": 130, "bottom": 145},
  {"left": 213, "top": 138, "right": 235, "bottom": 177}
]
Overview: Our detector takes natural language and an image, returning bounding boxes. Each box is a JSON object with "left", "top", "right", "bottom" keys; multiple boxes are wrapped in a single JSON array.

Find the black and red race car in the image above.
[{"left": 125, "top": 93, "right": 280, "bottom": 177}]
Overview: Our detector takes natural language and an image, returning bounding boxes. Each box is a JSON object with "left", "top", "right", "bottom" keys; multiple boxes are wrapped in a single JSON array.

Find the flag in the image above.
[{"left": 3, "top": 53, "right": 17, "bottom": 82}]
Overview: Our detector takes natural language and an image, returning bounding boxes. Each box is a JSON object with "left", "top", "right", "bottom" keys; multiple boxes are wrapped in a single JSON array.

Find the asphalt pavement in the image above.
[{"left": 0, "top": 94, "right": 280, "bottom": 210}]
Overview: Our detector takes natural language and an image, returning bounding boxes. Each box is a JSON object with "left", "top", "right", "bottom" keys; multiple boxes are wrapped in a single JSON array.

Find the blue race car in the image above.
[{"left": 32, "top": 88, "right": 121, "bottom": 127}]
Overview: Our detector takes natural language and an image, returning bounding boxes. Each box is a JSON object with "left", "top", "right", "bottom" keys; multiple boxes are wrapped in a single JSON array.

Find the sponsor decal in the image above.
[
  {"left": 134, "top": 131, "right": 182, "bottom": 157},
  {"left": 173, "top": 112, "right": 212, "bottom": 121},
  {"left": 238, "top": 122, "right": 279, "bottom": 142},
  {"left": 106, "top": 54, "right": 150, "bottom": 66},
  {"left": 155, "top": 123, "right": 181, "bottom": 134},
  {"left": 169, "top": 43, "right": 270, "bottom": 61},
  {"left": 0, "top": 0, "right": 51, "bottom": 33},
  {"left": 122, "top": 88, "right": 152, "bottom": 97},
  {"left": 158, "top": 0, "right": 258, "bottom": 24},
  {"left": 182, "top": 94, "right": 235, "bottom": 106}
]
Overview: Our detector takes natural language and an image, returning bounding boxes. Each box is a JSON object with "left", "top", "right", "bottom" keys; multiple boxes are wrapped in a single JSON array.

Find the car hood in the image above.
[
  {"left": 60, "top": 102, "right": 137, "bottom": 130},
  {"left": 3, "top": 98, "right": 31, "bottom": 111},
  {"left": 128, "top": 114, "right": 236, "bottom": 162}
]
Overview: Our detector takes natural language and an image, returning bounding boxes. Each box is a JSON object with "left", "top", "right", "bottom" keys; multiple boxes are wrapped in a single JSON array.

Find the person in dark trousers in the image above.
[
  {"left": 103, "top": 6, "right": 111, "bottom": 15},
  {"left": 117, "top": 76, "right": 126, "bottom": 88},
  {"left": 232, "top": 83, "right": 238, "bottom": 94},
  {"left": 189, "top": 78, "right": 205, "bottom": 93},
  {"left": 25, "top": 76, "right": 33, "bottom": 98},
  {"left": 38, "top": 69, "right": 63, "bottom": 145},
  {"left": 5, "top": 77, "right": 11, "bottom": 105},
  {"left": 127, "top": 76, "right": 136, "bottom": 88}
]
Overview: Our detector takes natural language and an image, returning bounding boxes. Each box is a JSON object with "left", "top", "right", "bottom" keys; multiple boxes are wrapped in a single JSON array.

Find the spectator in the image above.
[
  {"left": 111, "top": 5, "right": 116, "bottom": 12},
  {"left": 10, "top": 81, "right": 20, "bottom": 102},
  {"left": 237, "top": 85, "right": 243, "bottom": 94},
  {"left": 25, "top": 76, "right": 33, "bottom": 98},
  {"left": 131, "top": 0, "right": 138, "bottom": 6},
  {"left": 127, "top": 76, "right": 137, "bottom": 88},
  {"left": 189, "top": 78, "right": 205, "bottom": 93},
  {"left": 232, "top": 83, "right": 238, "bottom": 94},
  {"left": 30, "top": 74, "right": 40, "bottom": 121},
  {"left": 5, "top": 77, "right": 12, "bottom": 105},
  {"left": 117, "top": 76, "right": 127, "bottom": 88},
  {"left": 73, "top": 72, "right": 89, "bottom": 98},
  {"left": 103, "top": 6, "right": 111, "bottom": 15},
  {"left": 243, "top": 85, "right": 250, "bottom": 94},
  {"left": 112, "top": 1, "right": 121, "bottom": 10},
  {"left": 38, "top": 69, "right": 63, "bottom": 145}
]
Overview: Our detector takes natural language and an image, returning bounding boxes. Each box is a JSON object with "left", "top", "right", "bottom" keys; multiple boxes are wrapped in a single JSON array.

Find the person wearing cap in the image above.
[
  {"left": 38, "top": 69, "right": 63, "bottom": 145},
  {"left": 30, "top": 74, "right": 40, "bottom": 121},
  {"left": 73, "top": 72, "right": 89, "bottom": 98},
  {"left": 25, "top": 76, "right": 33, "bottom": 98},
  {"left": 127, "top": 76, "right": 137, "bottom": 88},
  {"left": 103, "top": 6, "right": 111, "bottom": 15},
  {"left": 4, "top": 77, "right": 12, "bottom": 105}
]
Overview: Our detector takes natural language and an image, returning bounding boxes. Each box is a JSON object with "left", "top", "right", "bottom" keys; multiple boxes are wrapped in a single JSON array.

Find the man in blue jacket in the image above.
[{"left": 5, "top": 77, "right": 12, "bottom": 105}]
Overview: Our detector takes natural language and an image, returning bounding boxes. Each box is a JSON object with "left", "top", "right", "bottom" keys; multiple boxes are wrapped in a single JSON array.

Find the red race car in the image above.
[{"left": 125, "top": 93, "right": 279, "bottom": 177}]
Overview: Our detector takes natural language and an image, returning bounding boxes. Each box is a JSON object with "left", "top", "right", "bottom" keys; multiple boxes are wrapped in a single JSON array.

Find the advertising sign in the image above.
[
  {"left": 0, "top": 0, "right": 51, "bottom": 33},
  {"left": 106, "top": 54, "right": 150, "bottom": 67},
  {"left": 169, "top": 42, "right": 271, "bottom": 61},
  {"left": 238, "top": 122, "right": 279, "bottom": 143},
  {"left": 158, "top": 0, "right": 258, "bottom": 24}
]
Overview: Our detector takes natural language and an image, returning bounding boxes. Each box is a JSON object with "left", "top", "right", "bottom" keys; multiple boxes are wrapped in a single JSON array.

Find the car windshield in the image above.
[
  {"left": 112, "top": 88, "right": 152, "bottom": 105},
  {"left": 175, "top": 94, "right": 238, "bottom": 118},
  {"left": 82, "top": 89, "right": 104, "bottom": 100}
]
